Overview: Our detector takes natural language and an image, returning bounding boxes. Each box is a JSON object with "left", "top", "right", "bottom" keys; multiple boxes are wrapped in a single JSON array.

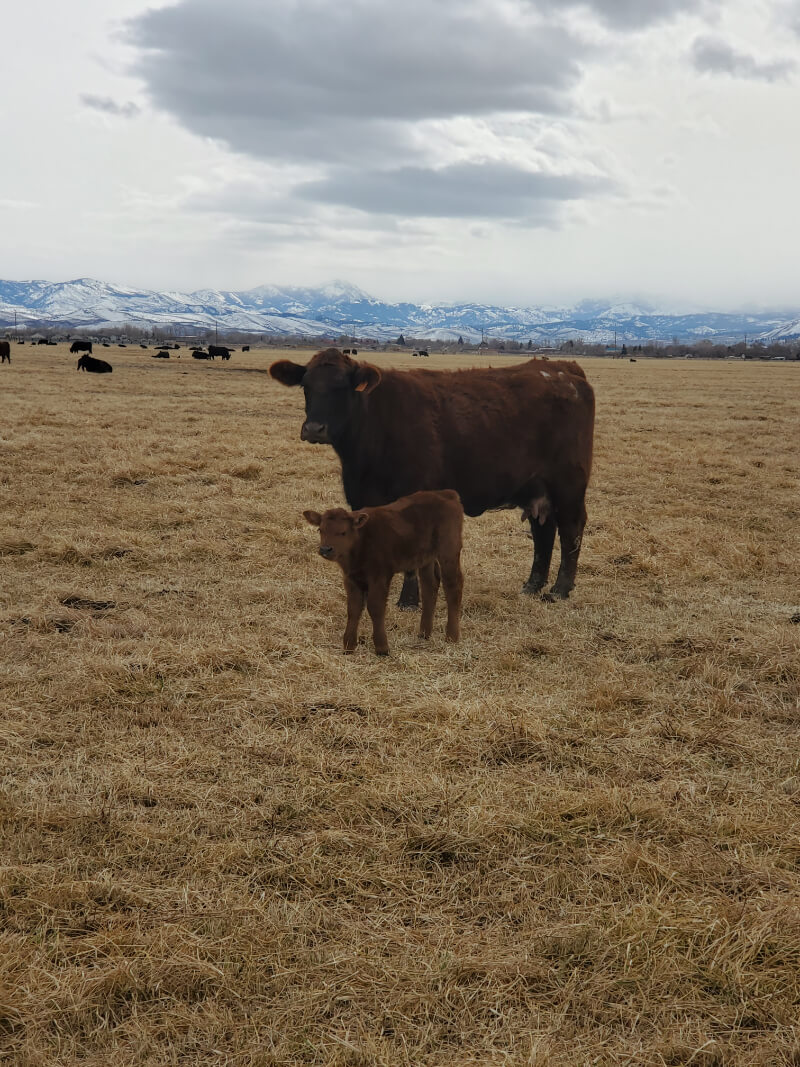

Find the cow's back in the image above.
[{"left": 346, "top": 360, "right": 593, "bottom": 516}]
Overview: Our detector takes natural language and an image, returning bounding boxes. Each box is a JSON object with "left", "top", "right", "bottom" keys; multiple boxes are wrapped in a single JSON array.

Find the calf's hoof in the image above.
[
  {"left": 374, "top": 648, "right": 389, "bottom": 657},
  {"left": 397, "top": 598, "right": 419, "bottom": 612}
]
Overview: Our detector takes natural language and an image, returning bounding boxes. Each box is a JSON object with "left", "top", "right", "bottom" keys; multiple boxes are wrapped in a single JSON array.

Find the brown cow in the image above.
[
  {"left": 272, "top": 348, "right": 594, "bottom": 603},
  {"left": 0, "top": 341, "right": 10, "bottom": 364},
  {"left": 304, "top": 490, "right": 464, "bottom": 656}
]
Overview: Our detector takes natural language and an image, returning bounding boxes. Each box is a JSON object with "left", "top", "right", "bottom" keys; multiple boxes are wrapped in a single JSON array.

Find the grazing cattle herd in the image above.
[{"left": 4, "top": 340, "right": 597, "bottom": 651}]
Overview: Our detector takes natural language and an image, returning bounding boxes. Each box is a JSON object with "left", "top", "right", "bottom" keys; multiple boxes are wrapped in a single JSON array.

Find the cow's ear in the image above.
[
  {"left": 270, "top": 360, "right": 306, "bottom": 386},
  {"left": 352, "top": 512, "right": 369, "bottom": 528},
  {"left": 303, "top": 510, "right": 322, "bottom": 527},
  {"left": 352, "top": 363, "right": 381, "bottom": 394}
]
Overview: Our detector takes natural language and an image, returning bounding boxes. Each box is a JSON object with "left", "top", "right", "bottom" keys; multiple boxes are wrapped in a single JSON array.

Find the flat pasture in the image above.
[{"left": 2, "top": 345, "right": 799, "bottom": 1065}]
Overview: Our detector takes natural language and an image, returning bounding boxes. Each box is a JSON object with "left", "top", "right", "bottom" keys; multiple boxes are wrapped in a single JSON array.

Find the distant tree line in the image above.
[
  {"left": 557, "top": 338, "right": 800, "bottom": 361},
  {"left": 4, "top": 324, "right": 799, "bottom": 360}
]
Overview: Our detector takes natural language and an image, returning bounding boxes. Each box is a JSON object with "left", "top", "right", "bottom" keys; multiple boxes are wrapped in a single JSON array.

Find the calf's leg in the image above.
[
  {"left": 397, "top": 570, "right": 420, "bottom": 610},
  {"left": 343, "top": 579, "right": 365, "bottom": 653},
  {"left": 440, "top": 556, "right": 463, "bottom": 643},
  {"left": 418, "top": 561, "right": 440, "bottom": 640},
  {"left": 366, "top": 576, "right": 392, "bottom": 656}
]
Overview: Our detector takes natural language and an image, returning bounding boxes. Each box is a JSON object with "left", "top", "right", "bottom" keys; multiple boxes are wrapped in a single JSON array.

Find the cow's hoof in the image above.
[
  {"left": 544, "top": 587, "right": 570, "bottom": 602},
  {"left": 522, "top": 580, "right": 546, "bottom": 596},
  {"left": 375, "top": 649, "right": 389, "bottom": 657},
  {"left": 397, "top": 600, "right": 420, "bottom": 612}
]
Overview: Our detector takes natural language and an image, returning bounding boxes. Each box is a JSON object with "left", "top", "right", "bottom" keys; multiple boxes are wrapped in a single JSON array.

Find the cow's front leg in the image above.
[
  {"left": 343, "top": 578, "right": 366, "bottom": 653},
  {"left": 397, "top": 570, "right": 420, "bottom": 610},
  {"left": 367, "top": 576, "right": 392, "bottom": 655}
]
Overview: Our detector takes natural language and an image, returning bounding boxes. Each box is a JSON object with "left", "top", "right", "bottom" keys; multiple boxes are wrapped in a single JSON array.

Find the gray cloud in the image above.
[
  {"left": 126, "top": 0, "right": 586, "bottom": 163},
  {"left": 690, "top": 35, "right": 796, "bottom": 81},
  {"left": 81, "top": 94, "right": 140, "bottom": 118},
  {"left": 780, "top": 1, "right": 800, "bottom": 36},
  {"left": 538, "top": 0, "right": 716, "bottom": 29},
  {"left": 121, "top": 0, "right": 641, "bottom": 224},
  {"left": 296, "top": 162, "right": 618, "bottom": 221}
]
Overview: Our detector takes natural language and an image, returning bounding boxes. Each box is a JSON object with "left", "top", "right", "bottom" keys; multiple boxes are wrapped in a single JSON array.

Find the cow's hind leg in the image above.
[
  {"left": 397, "top": 570, "right": 420, "bottom": 610},
  {"left": 523, "top": 514, "right": 557, "bottom": 595},
  {"left": 418, "top": 561, "right": 440, "bottom": 639},
  {"left": 547, "top": 497, "right": 587, "bottom": 601}
]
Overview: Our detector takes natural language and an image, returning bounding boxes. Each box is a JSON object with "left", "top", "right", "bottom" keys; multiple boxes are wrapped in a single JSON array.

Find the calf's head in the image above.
[
  {"left": 304, "top": 507, "right": 368, "bottom": 565},
  {"left": 270, "top": 348, "right": 381, "bottom": 445}
]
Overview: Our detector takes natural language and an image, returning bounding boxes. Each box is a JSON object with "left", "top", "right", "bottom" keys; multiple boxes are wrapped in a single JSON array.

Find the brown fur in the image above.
[
  {"left": 272, "top": 348, "right": 594, "bottom": 600},
  {"left": 304, "top": 490, "right": 464, "bottom": 656}
]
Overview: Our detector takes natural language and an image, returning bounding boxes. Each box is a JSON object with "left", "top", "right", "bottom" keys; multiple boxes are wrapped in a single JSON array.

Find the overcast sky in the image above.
[{"left": 2, "top": 0, "right": 799, "bottom": 308}]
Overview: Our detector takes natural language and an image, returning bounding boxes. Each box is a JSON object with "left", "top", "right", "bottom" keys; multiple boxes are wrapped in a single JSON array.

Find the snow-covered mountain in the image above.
[
  {"left": 0, "top": 277, "right": 796, "bottom": 343},
  {"left": 760, "top": 318, "right": 800, "bottom": 342}
]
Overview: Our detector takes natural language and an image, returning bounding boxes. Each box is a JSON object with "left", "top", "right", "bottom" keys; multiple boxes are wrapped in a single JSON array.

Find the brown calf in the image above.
[{"left": 304, "top": 490, "right": 464, "bottom": 656}]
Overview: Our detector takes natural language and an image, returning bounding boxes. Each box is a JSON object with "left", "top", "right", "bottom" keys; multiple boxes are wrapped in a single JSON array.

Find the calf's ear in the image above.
[
  {"left": 352, "top": 512, "right": 369, "bottom": 528},
  {"left": 352, "top": 363, "right": 381, "bottom": 394},
  {"left": 303, "top": 510, "right": 322, "bottom": 527},
  {"left": 270, "top": 360, "right": 306, "bottom": 386}
]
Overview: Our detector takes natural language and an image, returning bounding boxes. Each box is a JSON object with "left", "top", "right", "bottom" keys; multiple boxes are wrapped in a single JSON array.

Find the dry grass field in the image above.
[{"left": 2, "top": 344, "right": 799, "bottom": 1066}]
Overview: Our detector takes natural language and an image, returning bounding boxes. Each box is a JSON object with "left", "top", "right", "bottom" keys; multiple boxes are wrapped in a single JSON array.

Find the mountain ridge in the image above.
[{"left": 1, "top": 277, "right": 798, "bottom": 344}]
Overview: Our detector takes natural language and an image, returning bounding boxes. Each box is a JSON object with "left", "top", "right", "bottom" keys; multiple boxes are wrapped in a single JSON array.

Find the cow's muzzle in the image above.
[
  {"left": 319, "top": 545, "right": 334, "bottom": 559},
  {"left": 301, "top": 421, "right": 331, "bottom": 444}
]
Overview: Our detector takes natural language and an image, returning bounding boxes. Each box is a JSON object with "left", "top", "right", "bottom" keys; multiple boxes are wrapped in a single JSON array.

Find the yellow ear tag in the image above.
[{"left": 355, "top": 381, "right": 368, "bottom": 392}]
